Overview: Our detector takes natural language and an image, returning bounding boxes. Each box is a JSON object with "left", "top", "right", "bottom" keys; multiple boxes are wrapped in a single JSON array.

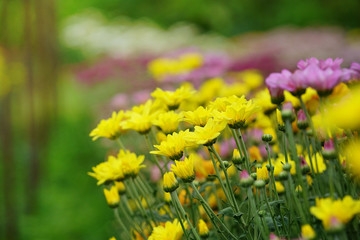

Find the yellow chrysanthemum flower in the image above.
[
  {"left": 310, "top": 196, "right": 360, "bottom": 230},
  {"left": 301, "top": 224, "right": 316, "bottom": 239},
  {"left": 208, "top": 96, "right": 239, "bottom": 113},
  {"left": 219, "top": 82, "right": 249, "bottom": 97},
  {"left": 325, "top": 85, "right": 360, "bottom": 130},
  {"left": 305, "top": 153, "right": 326, "bottom": 174},
  {"left": 257, "top": 165, "right": 269, "bottom": 181},
  {"left": 148, "top": 53, "right": 203, "bottom": 81},
  {"left": 104, "top": 185, "right": 120, "bottom": 208},
  {"left": 184, "top": 118, "right": 227, "bottom": 146},
  {"left": 344, "top": 140, "right": 360, "bottom": 180},
  {"left": 118, "top": 150, "right": 145, "bottom": 178},
  {"left": 276, "top": 109, "right": 284, "bottom": 127},
  {"left": 89, "top": 111, "right": 126, "bottom": 141},
  {"left": 183, "top": 106, "right": 212, "bottom": 127},
  {"left": 151, "top": 86, "right": 195, "bottom": 110},
  {"left": 198, "top": 219, "right": 209, "bottom": 238},
  {"left": 153, "top": 111, "right": 182, "bottom": 134},
  {"left": 122, "top": 100, "right": 162, "bottom": 134},
  {"left": 239, "top": 69, "right": 263, "bottom": 90},
  {"left": 196, "top": 77, "right": 224, "bottom": 104},
  {"left": 163, "top": 172, "right": 179, "bottom": 193},
  {"left": 88, "top": 155, "right": 124, "bottom": 185},
  {"left": 164, "top": 192, "right": 172, "bottom": 203},
  {"left": 221, "top": 96, "right": 259, "bottom": 128},
  {"left": 275, "top": 181, "right": 285, "bottom": 193},
  {"left": 193, "top": 153, "right": 215, "bottom": 181},
  {"left": 171, "top": 154, "right": 195, "bottom": 182},
  {"left": 255, "top": 89, "right": 277, "bottom": 114},
  {"left": 249, "top": 146, "right": 262, "bottom": 162},
  {"left": 148, "top": 219, "right": 186, "bottom": 240},
  {"left": 151, "top": 130, "right": 192, "bottom": 160}
]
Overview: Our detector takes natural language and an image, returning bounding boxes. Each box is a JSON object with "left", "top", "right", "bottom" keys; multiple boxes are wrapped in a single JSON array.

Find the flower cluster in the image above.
[{"left": 88, "top": 57, "right": 360, "bottom": 240}]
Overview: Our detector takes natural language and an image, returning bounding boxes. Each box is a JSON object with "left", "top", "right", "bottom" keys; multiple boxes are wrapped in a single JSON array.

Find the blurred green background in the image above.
[{"left": 1, "top": 0, "right": 360, "bottom": 239}]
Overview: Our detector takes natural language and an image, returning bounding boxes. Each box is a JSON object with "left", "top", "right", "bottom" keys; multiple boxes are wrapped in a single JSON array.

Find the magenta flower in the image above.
[
  {"left": 301, "top": 63, "right": 342, "bottom": 94},
  {"left": 265, "top": 69, "right": 291, "bottom": 103},
  {"left": 297, "top": 57, "right": 343, "bottom": 70}
]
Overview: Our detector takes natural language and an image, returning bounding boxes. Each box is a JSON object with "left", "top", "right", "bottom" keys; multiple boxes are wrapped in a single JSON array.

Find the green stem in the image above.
[
  {"left": 116, "top": 138, "right": 126, "bottom": 150},
  {"left": 262, "top": 188, "right": 280, "bottom": 236},
  {"left": 265, "top": 142, "right": 279, "bottom": 200},
  {"left": 207, "top": 146, "right": 234, "bottom": 210},
  {"left": 285, "top": 119, "right": 310, "bottom": 216},
  {"left": 230, "top": 127, "right": 244, "bottom": 159},
  {"left": 171, "top": 197, "right": 191, "bottom": 240},
  {"left": 144, "top": 134, "right": 165, "bottom": 175},
  {"left": 236, "top": 128, "right": 251, "bottom": 172},
  {"left": 133, "top": 178, "right": 158, "bottom": 225},
  {"left": 209, "top": 145, "right": 240, "bottom": 213},
  {"left": 172, "top": 191, "right": 202, "bottom": 240},
  {"left": 114, "top": 208, "right": 132, "bottom": 239},
  {"left": 190, "top": 182, "right": 237, "bottom": 240},
  {"left": 248, "top": 188, "right": 268, "bottom": 239}
]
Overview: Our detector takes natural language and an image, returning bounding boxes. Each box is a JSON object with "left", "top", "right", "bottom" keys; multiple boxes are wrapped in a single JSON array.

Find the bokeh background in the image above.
[{"left": 1, "top": 1, "right": 360, "bottom": 239}]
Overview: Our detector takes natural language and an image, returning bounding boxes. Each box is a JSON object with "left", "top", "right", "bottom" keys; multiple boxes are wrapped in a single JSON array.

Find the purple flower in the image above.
[
  {"left": 265, "top": 69, "right": 292, "bottom": 98},
  {"left": 303, "top": 63, "right": 342, "bottom": 92},
  {"left": 351, "top": 62, "right": 360, "bottom": 72},
  {"left": 297, "top": 57, "right": 343, "bottom": 70}
]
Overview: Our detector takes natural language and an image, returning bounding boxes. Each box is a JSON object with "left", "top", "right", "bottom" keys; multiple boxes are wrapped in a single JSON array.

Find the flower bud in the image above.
[
  {"left": 254, "top": 179, "right": 266, "bottom": 189},
  {"left": 262, "top": 134, "right": 273, "bottom": 143},
  {"left": 250, "top": 172, "right": 257, "bottom": 180},
  {"left": 163, "top": 172, "right": 179, "bottom": 193},
  {"left": 239, "top": 170, "right": 254, "bottom": 188},
  {"left": 232, "top": 149, "right": 244, "bottom": 164},
  {"left": 283, "top": 163, "right": 292, "bottom": 172},
  {"left": 104, "top": 186, "right": 120, "bottom": 208},
  {"left": 114, "top": 181, "right": 126, "bottom": 195},
  {"left": 322, "top": 139, "right": 337, "bottom": 160},
  {"left": 281, "top": 102, "right": 294, "bottom": 120},
  {"left": 198, "top": 219, "right": 209, "bottom": 238},
  {"left": 258, "top": 210, "right": 266, "bottom": 217},
  {"left": 222, "top": 161, "right": 230, "bottom": 169},
  {"left": 297, "top": 109, "right": 308, "bottom": 130},
  {"left": 278, "top": 171, "right": 288, "bottom": 181}
]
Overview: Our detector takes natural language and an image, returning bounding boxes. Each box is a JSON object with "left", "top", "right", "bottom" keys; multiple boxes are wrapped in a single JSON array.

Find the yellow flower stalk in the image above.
[
  {"left": 153, "top": 111, "right": 182, "bottom": 134},
  {"left": 310, "top": 196, "right": 360, "bottom": 230},
  {"left": 104, "top": 185, "right": 120, "bottom": 208},
  {"left": 301, "top": 224, "right": 316, "bottom": 239},
  {"left": 90, "top": 111, "right": 126, "bottom": 141},
  {"left": 171, "top": 154, "right": 195, "bottom": 182},
  {"left": 151, "top": 130, "right": 192, "bottom": 160},
  {"left": 183, "top": 106, "right": 212, "bottom": 127},
  {"left": 184, "top": 118, "right": 227, "bottom": 146},
  {"left": 151, "top": 85, "right": 195, "bottom": 110},
  {"left": 148, "top": 219, "right": 186, "bottom": 240},
  {"left": 198, "top": 219, "right": 209, "bottom": 238},
  {"left": 163, "top": 172, "right": 179, "bottom": 193},
  {"left": 118, "top": 150, "right": 145, "bottom": 178}
]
